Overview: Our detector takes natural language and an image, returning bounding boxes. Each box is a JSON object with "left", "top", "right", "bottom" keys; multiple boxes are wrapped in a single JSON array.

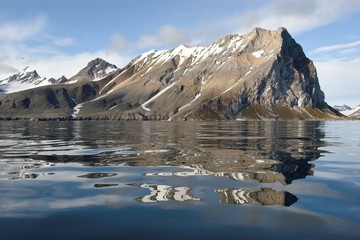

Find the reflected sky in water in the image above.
[{"left": 0, "top": 120, "right": 359, "bottom": 239}]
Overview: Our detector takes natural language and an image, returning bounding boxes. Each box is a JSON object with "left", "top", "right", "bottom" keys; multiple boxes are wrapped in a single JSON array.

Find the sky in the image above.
[{"left": 0, "top": 0, "right": 359, "bottom": 107}]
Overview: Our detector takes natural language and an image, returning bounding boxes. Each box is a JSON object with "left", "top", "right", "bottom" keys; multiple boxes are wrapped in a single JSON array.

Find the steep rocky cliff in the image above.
[{"left": 0, "top": 27, "right": 342, "bottom": 120}]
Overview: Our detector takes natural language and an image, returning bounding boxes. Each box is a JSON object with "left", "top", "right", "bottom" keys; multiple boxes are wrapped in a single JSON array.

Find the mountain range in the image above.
[
  {"left": 0, "top": 27, "right": 344, "bottom": 120},
  {"left": 0, "top": 66, "right": 62, "bottom": 93},
  {"left": 333, "top": 104, "right": 360, "bottom": 118}
]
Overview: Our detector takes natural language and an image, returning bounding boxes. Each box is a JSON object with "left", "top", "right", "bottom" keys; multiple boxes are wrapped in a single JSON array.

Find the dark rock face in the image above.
[
  {"left": 57, "top": 76, "right": 68, "bottom": 83},
  {"left": 48, "top": 76, "right": 68, "bottom": 84},
  {"left": 0, "top": 27, "right": 342, "bottom": 120}
]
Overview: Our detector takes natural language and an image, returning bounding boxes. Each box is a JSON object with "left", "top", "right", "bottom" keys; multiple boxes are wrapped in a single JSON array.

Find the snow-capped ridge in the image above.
[
  {"left": 333, "top": 104, "right": 352, "bottom": 112},
  {"left": 0, "top": 66, "right": 57, "bottom": 93},
  {"left": 20, "top": 66, "right": 36, "bottom": 75},
  {"left": 340, "top": 105, "right": 360, "bottom": 117},
  {"left": 130, "top": 28, "right": 286, "bottom": 72}
]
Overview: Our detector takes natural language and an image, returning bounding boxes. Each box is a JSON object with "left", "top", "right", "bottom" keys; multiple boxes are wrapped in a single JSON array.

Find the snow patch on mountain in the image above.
[
  {"left": 332, "top": 104, "right": 360, "bottom": 117},
  {"left": 141, "top": 82, "right": 176, "bottom": 111},
  {"left": 340, "top": 105, "right": 360, "bottom": 116},
  {"left": 0, "top": 66, "right": 55, "bottom": 93},
  {"left": 252, "top": 49, "right": 265, "bottom": 58},
  {"left": 72, "top": 103, "right": 84, "bottom": 118},
  {"left": 1, "top": 81, "right": 41, "bottom": 93},
  {"left": 333, "top": 104, "right": 352, "bottom": 112},
  {"left": 178, "top": 92, "right": 202, "bottom": 112},
  {"left": 131, "top": 33, "right": 252, "bottom": 71},
  {"left": 105, "top": 66, "right": 117, "bottom": 75}
]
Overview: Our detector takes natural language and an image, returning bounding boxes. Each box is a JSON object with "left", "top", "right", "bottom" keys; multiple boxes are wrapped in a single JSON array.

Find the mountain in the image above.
[
  {"left": 0, "top": 66, "right": 43, "bottom": 85},
  {"left": 0, "top": 58, "right": 118, "bottom": 94},
  {"left": 333, "top": 104, "right": 352, "bottom": 112},
  {"left": 49, "top": 76, "right": 68, "bottom": 84},
  {"left": 64, "top": 58, "right": 119, "bottom": 84},
  {"left": 0, "top": 27, "right": 343, "bottom": 120},
  {"left": 350, "top": 106, "right": 360, "bottom": 117},
  {"left": 336, "top": 105, "right": 360, "bottom": 118},
  {"left": 0, "top": 67, "right": 52, "bottom": 93}
]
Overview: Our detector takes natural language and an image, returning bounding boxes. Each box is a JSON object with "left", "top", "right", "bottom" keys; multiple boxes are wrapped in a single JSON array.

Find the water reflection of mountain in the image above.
[
  {"left": 216, "top": 188, "right": 297, "bottom": 207},
  {"left": 78, "top": 173, "right": 117, "bottom": 179},
  {"left": 0, "top": 159, "right": 55, "bottom": 180},
  {"left": 0, "top": 121, "right": 326, "bottom": 185},
  {"left": 131, "top": 121, "right": 326, "bottom": 185},
  {"left": 94, "top": 183, "right": 119, "bottom": 188},
  {"left": 128, "top": 183, "right": 297, "bottom": 207},
  {"left": 129, "top": 183, "right": 201, "bottom": 202}
]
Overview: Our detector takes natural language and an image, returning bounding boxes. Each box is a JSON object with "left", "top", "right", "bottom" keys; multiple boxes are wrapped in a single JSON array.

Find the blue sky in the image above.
[{"left": 0, "top": 0, "right": 359, "bottom": 106}]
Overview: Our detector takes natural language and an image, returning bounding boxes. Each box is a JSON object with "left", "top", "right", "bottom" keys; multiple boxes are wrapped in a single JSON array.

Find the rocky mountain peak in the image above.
[
  {"left": 57, "top": 76, "right": 68, "bottom": 83},
  {"left": 66, "top": 58, "right": 119, "bottom": 83},
  {"left": 102, "top": 27, "right": 331, "bottom": 120},
  {"left": 0, "top": 66, "right": 69, "bottom": 93},
  {"left": 20, "top": 66, "right": 37, "bottom": 74},
  {"left": 0, "top": 66, "right": 51, "bottom": 93},
  {"left": 47, "top": 75, "right": 68, "bottom": 84},
  {"left": 0, "top": 66, "right": 41, "bottom": 85},
  {"left": 87, "top": 57, "right": 115, "bottom": 68}
]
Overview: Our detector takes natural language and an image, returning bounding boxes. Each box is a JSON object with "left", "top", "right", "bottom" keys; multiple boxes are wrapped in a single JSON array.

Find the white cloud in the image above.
[
  {"left": 316, "top": 57, "right": 360, "bottom": 106},
  {"left": 314, "top": 40, "right": 360, "bottom": 53},
  {"left": 55, "top": 37, "right": 74, "bottom": 46},
  {"left": 138, "top": 25, "right": 190, "bottom": 48},
  {"left": 338, "top": 48, "right": 358, "bottom": 54},
  {"left": 11, "top": 24, "right": 188, "bottom": 79},
  {"left": 0, "top": 63, "right": 18, "bottom": 75},
  {"left": 138, "top": 34, "right": 158, "bottom": 49},
  {"left": 27, "top": 51, "right": 131, "bottom": 79},
  {"left": 0, "top": 23, "right": 190, "bottom": 80},
  {"left": 106, "top": 25, "right": 190, "bottom": 56},
  {"left": 0, "top": 15, "right": 130, "bottom": 80},
  {"left": 0, "top": 43, "right": 131, "bottom": 80},
  {"left": 224, "top": 0, "right": 360, "bottom": 35},
  {"left": 41, "top": 34, "right": 75, "bottom": 47},
  {"left": 107, "top": 34, "right": 133, "bottom": 54},
  {"left": 49, "top": 194, "right": 123, "bottom": 209},
  {"left": 0, "top": 15, "right": 46, "bottom": 41}
]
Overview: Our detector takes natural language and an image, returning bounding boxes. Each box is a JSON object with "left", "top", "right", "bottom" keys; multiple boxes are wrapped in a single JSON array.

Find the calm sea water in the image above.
[{"left": 0, "top": 120, "right": 359, "bottom": 239}]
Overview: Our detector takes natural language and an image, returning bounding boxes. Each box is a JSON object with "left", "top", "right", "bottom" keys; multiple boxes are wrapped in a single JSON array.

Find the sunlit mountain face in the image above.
[{"left": 0, "top": 28, "right": 341, "bottom": 120}]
